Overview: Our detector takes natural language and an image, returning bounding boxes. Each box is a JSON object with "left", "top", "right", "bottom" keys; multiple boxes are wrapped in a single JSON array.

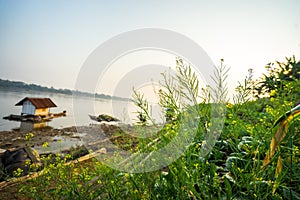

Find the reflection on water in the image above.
[{"left": 19, "top": 121, "right": 51, "bottom": 132}]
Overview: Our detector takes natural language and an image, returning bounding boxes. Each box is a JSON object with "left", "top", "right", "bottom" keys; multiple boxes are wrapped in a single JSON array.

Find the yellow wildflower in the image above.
[
  {"left": 226, "top": 103, "right": 233, "bottom": 109},
  {"left": 269, "top": 90, "right": 276, "bottom": 97},
  {"left": 194, "top": 163, "right": 199, "bottom": 170}
]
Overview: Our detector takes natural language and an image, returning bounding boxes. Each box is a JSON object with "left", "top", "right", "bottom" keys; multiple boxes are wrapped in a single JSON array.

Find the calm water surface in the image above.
[{"left": 0, "top": 91, "right": 138, "bottom": 131}]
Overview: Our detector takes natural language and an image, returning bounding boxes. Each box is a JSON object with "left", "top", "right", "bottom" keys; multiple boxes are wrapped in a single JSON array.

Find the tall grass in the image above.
[{"left": 16, "top": 57, "right": 300, "bottom": 199}]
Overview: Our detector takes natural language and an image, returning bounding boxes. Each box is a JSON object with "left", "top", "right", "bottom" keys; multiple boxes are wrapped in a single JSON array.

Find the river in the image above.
[{"left": 0, "top": 90, "right": 138, "bottom": 131}]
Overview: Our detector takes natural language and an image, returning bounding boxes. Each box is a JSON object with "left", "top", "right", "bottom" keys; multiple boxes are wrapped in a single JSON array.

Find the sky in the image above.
[{"left": 0, "top": 0, "right": 299, "bottom": 98}]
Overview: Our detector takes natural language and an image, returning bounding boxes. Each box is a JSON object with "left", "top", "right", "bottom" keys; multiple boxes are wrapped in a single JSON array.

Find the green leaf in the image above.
[{"left": 224, "top": 177, "right": 232, "bottom": 199}]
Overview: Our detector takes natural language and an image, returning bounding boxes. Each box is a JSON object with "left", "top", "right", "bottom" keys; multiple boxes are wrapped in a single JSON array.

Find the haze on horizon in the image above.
[{"left": 0, "top": 0, "right": 299, "bottom": 97}]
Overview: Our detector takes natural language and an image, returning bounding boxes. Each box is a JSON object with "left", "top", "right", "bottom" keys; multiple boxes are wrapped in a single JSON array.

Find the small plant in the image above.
[
  {"left": 210, "top": 59, "right": 230, "bottom": 104},
  {"left": 233, "top": 68, "right": 255, "bottom": 104},
  {"left": 13, "top": 168, "right": 24, "bottom": 178},
  {"left": 25, "top": 132, "right": 34, "bottom": 146},
  {"left": 132, "top": 89, "right": 155, "bottom": 126}
]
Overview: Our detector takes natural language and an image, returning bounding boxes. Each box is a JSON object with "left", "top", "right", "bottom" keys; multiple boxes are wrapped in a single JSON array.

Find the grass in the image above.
[{"left": 5, "top": 57, "right": 300, "bottom": 199}]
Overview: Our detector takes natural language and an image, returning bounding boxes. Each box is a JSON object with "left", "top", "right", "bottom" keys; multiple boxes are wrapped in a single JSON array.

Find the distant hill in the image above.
[{"left": 0, "top": 78, "right": 129, "bottom": 101}]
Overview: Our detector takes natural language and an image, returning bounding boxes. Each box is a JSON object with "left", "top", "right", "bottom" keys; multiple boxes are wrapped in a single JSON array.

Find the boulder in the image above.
[{"left": 0, "top": 147, "right": 40, "bottom": 181}]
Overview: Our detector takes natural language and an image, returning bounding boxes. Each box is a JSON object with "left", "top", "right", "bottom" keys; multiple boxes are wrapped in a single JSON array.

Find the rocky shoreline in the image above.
[
  {"left": 0, "top": 123, "right": 126, "bottom": 180},
  {"left": 0, "top": 126, "right": 77, "bottom": 149},
  {"left": 0, "top": 123, "right": 124, "bottom": 149}
]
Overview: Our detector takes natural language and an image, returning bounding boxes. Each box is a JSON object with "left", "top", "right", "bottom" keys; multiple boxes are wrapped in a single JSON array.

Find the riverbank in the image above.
[
  {"left": 0, "top": 123, "right": 126, "bottom": 150},
  {"left": 0, "top": 126, "right": 78, "bottom": 150},
  {"left": 0, "top": 122, "right": 137, "bottom": 183}
]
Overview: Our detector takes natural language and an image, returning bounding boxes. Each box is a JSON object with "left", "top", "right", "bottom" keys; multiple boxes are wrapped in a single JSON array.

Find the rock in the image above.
[
  {"left": 98, "top": 148, "right": 107, "bottom": 154},
  {"left": 3, "top": 149, "right": 28, "bottom": 166},
  {"left": 11, "top": 137, "right": 24, "bottom": 142},
  {"left": 3, "top": 150, "right": 14, "bottom": 166},
  {"left": 10, "top": 149, "right": 28, "bottom": 163},
  {"left": 0, "top": 147, "right": 41, "bottom": 180},
  {"left": 0, "top": 158, "right": 4, "bottom": 170}
]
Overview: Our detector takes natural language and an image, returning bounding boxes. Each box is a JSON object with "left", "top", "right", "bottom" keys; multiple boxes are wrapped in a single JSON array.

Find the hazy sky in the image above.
[{"left": 0, "top": 0, "right": 299, "bottom": 96}]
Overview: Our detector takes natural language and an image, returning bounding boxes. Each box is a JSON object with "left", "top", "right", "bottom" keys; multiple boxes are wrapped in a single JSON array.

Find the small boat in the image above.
[
  {"left": 89, "top": 114, "right": 120, "bottom": 122},
  {"left": 89, "top": 115, "right": 98, "bottom": 121}
]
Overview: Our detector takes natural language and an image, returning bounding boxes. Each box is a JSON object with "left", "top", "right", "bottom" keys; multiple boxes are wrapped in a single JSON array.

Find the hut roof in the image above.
[{"left": 15, "top": 97, "right": 57, "bottom": 108}]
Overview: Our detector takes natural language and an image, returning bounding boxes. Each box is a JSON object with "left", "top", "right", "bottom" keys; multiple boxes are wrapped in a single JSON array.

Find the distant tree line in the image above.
[{"left": 0, "top": 79, "right": 128, "bottom": 101}]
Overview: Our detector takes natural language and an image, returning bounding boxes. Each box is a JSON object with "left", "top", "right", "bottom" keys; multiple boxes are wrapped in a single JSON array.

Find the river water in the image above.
[{"left": 0, "top": 90, "right": 138, "bottom": 131}]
